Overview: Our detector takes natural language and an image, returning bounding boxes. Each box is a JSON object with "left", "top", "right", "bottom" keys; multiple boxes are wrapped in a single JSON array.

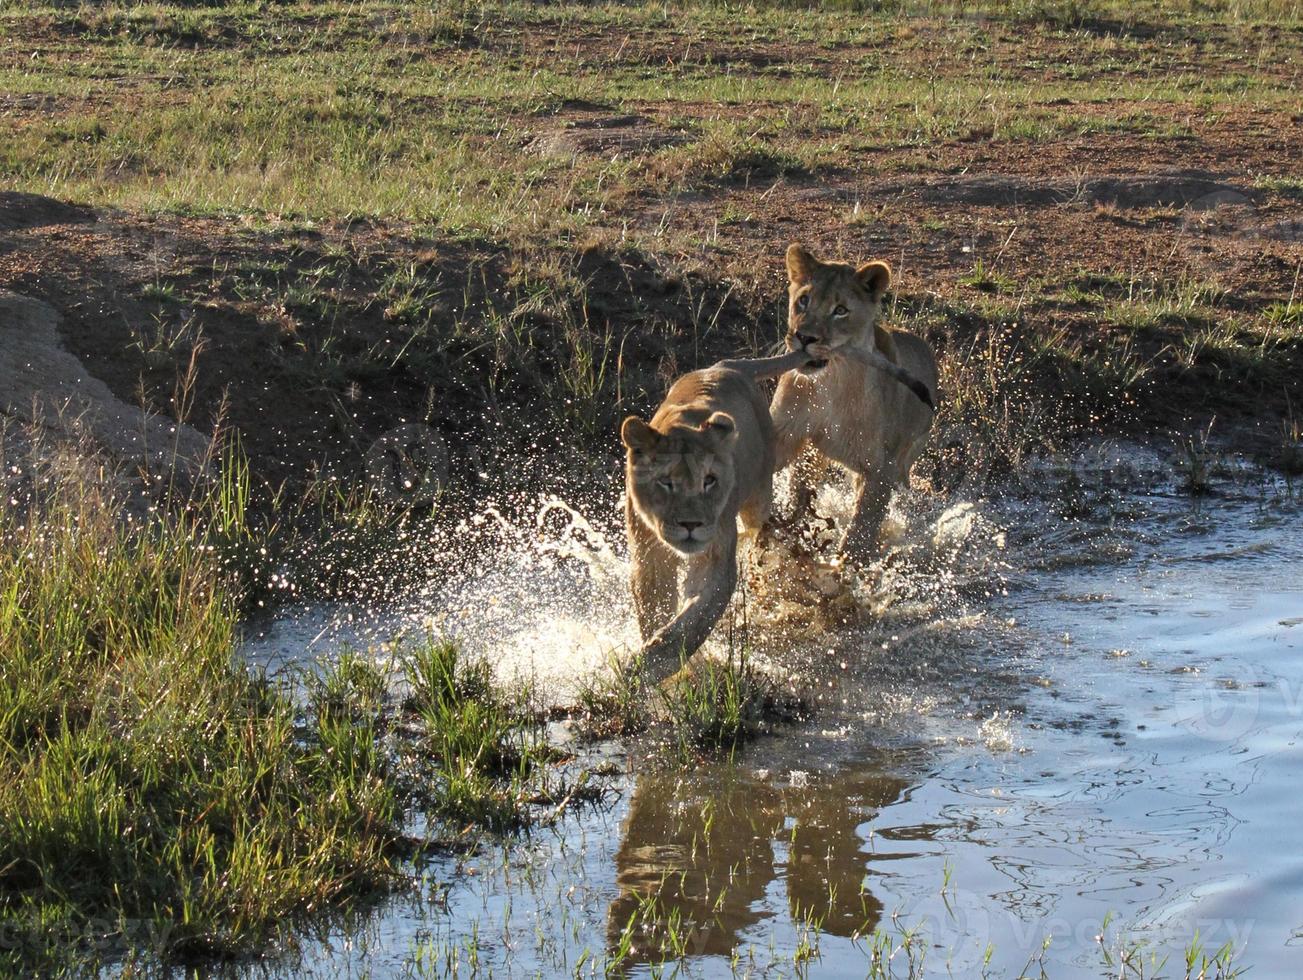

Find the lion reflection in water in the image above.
[{"left": 606, "top": 762, "right": 912, "bottom": 962}]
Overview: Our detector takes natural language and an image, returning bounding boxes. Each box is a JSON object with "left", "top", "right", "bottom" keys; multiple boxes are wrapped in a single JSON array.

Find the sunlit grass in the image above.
[
  {"left": 400, "top": 637, "right": 554, "bottom": 830},
  {"left": 0, "top": 452, "right": 402, "bottom": 971},
  {"left": 661, "top": 647, "right": 779, "bottom": 759},
  {"left": 0, "top": 438, "right": 595, "bottom": 971},
  {"left": 0, "top": 0, "right": 1297, "bottom": 231}
]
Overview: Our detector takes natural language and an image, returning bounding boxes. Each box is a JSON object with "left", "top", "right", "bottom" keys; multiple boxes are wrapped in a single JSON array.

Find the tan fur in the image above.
[
  {"left": 622, "top": 349, "right": 809, "bottom": 683},
  {"left": 771, "top": 244, "right": 939, "bottom": 561}
]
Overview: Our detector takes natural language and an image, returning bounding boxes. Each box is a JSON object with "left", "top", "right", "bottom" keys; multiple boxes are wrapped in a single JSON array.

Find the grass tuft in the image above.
[
  {"left": 661, "top": 647, "right": 778, "bottom": 759},
  {"left": 0, "top": 453, "right": 402, "bottom": 971},
  {"left": 400, "top": 638, "right": 551, "bottom": 830},
  {"left": 575, "top": 652, "right": 651, "bottom": 739}
]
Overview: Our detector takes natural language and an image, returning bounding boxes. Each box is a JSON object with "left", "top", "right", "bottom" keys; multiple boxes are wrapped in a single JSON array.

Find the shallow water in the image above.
[{"left": 240, "top": 445, "right": 1302, "bottom": 978}]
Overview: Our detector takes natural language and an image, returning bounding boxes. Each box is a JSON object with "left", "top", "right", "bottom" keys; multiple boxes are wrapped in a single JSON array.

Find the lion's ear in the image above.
[
  {"left": 855, "top": 260, "right": 891, "bottom": 301},
  {"left": 700, "top": 412, "right": 737, "bottom": 448},
  {"left": 786, "top": 244, "right": 817, "bottom": 284},
  {"left": 621, "top": 416, "right": 659, "bottom": 453}
]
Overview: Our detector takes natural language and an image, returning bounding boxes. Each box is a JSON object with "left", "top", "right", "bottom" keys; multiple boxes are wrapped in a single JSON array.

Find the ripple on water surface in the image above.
[{"left": 242, "top": 448, "right": 1303, "bottom": 977}]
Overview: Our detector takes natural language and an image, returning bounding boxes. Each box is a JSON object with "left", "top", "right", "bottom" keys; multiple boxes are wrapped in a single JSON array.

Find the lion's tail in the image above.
[
  {"left": 716, "top": 348, "right": 936, "bottom": 412},
  {"left": 713, "top": 349, "right": 811, "bottom": 380},
  {"left": 852, "top": 347, "right": 937, "bottom": 412}
]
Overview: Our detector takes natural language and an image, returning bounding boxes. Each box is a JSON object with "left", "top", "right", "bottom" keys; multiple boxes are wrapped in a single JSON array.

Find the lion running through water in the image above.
[{"left": 621, "top": 350, "right": 811, "bottom": 685}]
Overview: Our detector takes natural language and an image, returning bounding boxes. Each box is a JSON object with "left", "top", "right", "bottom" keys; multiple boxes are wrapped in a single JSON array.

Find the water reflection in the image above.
[
  {"left": 607, "top": 756, "right": 914, "bottom": 963},
  {"left": 245, "top": 457, "right": 1303, "bottom": 978}
]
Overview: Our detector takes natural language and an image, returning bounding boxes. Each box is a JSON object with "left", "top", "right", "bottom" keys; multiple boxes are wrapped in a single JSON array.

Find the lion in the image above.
[
  {"left": 771, "top": 244, "right": 939, "bottom": 562},
  {"left": 622, "top": 349, "right": 811, "bottom": 683}
]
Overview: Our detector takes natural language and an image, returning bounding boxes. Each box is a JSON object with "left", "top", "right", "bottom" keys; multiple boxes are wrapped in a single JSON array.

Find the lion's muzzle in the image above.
[
  {"left": 788, "top": 332, "right": 829, "bottom": 374},
  {"left": 662, "top": 520, "right": 715, "bottom": 553}
]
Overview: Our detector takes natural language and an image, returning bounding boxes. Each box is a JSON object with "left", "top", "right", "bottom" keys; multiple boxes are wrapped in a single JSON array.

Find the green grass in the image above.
[
  {"left": 0, "top": 1, "right": 1298, "bottom": 232},
  {"left": 1252, "top": 173, "right": 1303, "bottom": 198},
  {"left": 576, "top": 652, "right": 651, "bottom": 739},
  {"left": 576, "top": 627, "right": 790, "bottom": 761},
  {"left": 959, "top": 258, "right": 1018, "bottom": 295},
  {"left": 1265, "top": 299, "right": 1302, "bottom": 329},
  {"left": 1103, "top": 277, "right": 1228, "bottom": 332},
  {"left": 139, "top": 279, "right": 181, "bottom": 303},
  {"left": 309, "top": 647, "right": 390, "bottom": 723},
  {"left": 0, "top": 440, "right": 592, "bottom": 972},
  {"left": 400, "top": 638, "right": 556, "bottom": 831},
  {"left": 660, "top": 644, "right": 784, "bottom": 760},
  {"left": 0, "top": 454, "right": 402, "bottom": 970}
]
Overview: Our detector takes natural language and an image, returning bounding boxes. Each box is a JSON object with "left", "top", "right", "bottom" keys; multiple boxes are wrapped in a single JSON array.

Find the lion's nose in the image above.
[
  {"left": 680, "top": 521, "right": 703, "bottom": 531},
  {"left": 796, "top": 332, "right": 819, "bottom": 348}
]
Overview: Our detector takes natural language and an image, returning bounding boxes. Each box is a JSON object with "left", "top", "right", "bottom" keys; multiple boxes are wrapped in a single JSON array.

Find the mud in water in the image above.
[{"left": 240, "top": 442, "right": 1302, "bottom": 978}]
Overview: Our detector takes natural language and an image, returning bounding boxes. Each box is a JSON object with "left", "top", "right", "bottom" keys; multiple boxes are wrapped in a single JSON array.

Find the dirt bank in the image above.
[
  {"left": 0, "top": 285, "right": 209, "bottom": 484},
  {"left": 1, "top": 181, "right": 1299, "bottom": 501}
]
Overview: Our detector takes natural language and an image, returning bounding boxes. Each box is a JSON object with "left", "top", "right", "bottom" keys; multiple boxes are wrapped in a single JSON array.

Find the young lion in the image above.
[
  {"left": 771, "top": 244, "right": 939, "bottom": 561},
  {"left": 622, "top": 349, "right": 811, "bottom": 683}
]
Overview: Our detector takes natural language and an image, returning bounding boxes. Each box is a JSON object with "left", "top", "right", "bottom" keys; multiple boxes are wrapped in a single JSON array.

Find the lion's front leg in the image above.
[
  {"left": 770, "top": 380, "right": 819, "bottom": 533},
  {"left": 841, "top": 463, "right": 894, "bottom": 563},
  {"left": 787, "top": 447, "right": 833, "bottom": 524},
  {"left": 627, "top": 498, "right": 680, "bottom": 642},
  {"left": 770, "top": 376, "right": 811, "bottom": 476},
  {"left": 638, "top": 526, "right": 738, "bottom": 686}
]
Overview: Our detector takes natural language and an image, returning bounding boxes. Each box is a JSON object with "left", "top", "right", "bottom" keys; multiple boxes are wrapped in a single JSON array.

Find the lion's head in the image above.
[
  {"left": 783, "top": 244, "right": 892, "bottom": 375},
  {"left": 621, "top": 412, "right": 738, "bottom": 555}
]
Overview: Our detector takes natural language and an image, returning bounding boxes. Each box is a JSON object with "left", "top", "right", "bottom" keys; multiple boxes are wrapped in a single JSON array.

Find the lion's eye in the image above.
[
  {"left": 795, "top": 293, "right": 809, "bottom": 310},
  {"left": 657, "top": 478, "right": 673, "bottom": 491},
  {"left": 833, "top": 304, "right": 849, "bottom": 317},
  {"left": 704, "top": 474, "right": 718, "bottom": 489}
]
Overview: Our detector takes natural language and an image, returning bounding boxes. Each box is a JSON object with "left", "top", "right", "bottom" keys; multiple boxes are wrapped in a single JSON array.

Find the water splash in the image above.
[
  {"left": 244, "top": 469, "right": 1013, "bottom": 720},
  {"left": 418, "top": 495, "right": 636, "bottom": 700},
  {"left": 242, "top": 492, "right": 638, "bottom": 703}
]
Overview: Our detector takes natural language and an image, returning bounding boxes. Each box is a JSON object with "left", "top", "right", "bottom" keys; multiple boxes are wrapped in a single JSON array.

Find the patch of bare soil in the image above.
[
  {"left": 530, "top": 111, "right": 690, "bottom": 159},
  {"left": 654, "top": 150, "right": 1301, "bottom": 304}
]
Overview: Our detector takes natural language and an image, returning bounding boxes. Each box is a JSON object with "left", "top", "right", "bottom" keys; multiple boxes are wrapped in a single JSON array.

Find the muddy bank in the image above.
[
  {"left": 0, "top": 289, "right": 209, "bottom": 485},
  {"left": 0, "top": 194, "right": 771, "bottom": 499},
  {"left": 1, "top": 189, "right": 1300, "bottom": 503}
]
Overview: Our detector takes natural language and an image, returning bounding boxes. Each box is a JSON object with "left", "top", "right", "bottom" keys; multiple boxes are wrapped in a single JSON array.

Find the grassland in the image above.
[
  {"left": 0, "top": 449, "right": 395, "bottom": 971},
  {"left": 2, "top": 0, "right": 1299, "bottom": 226},
  {"left": 0, "top": 0, "right": 1300, "bottom": 973},
  {"left": 1, "top": 0, "right": 1300, "bottom": 496}
]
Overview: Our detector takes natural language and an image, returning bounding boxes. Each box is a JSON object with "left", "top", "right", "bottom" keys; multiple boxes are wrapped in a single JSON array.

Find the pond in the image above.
[{"left": 242, "top": 443, "right": 1302, "bottom": 978}]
